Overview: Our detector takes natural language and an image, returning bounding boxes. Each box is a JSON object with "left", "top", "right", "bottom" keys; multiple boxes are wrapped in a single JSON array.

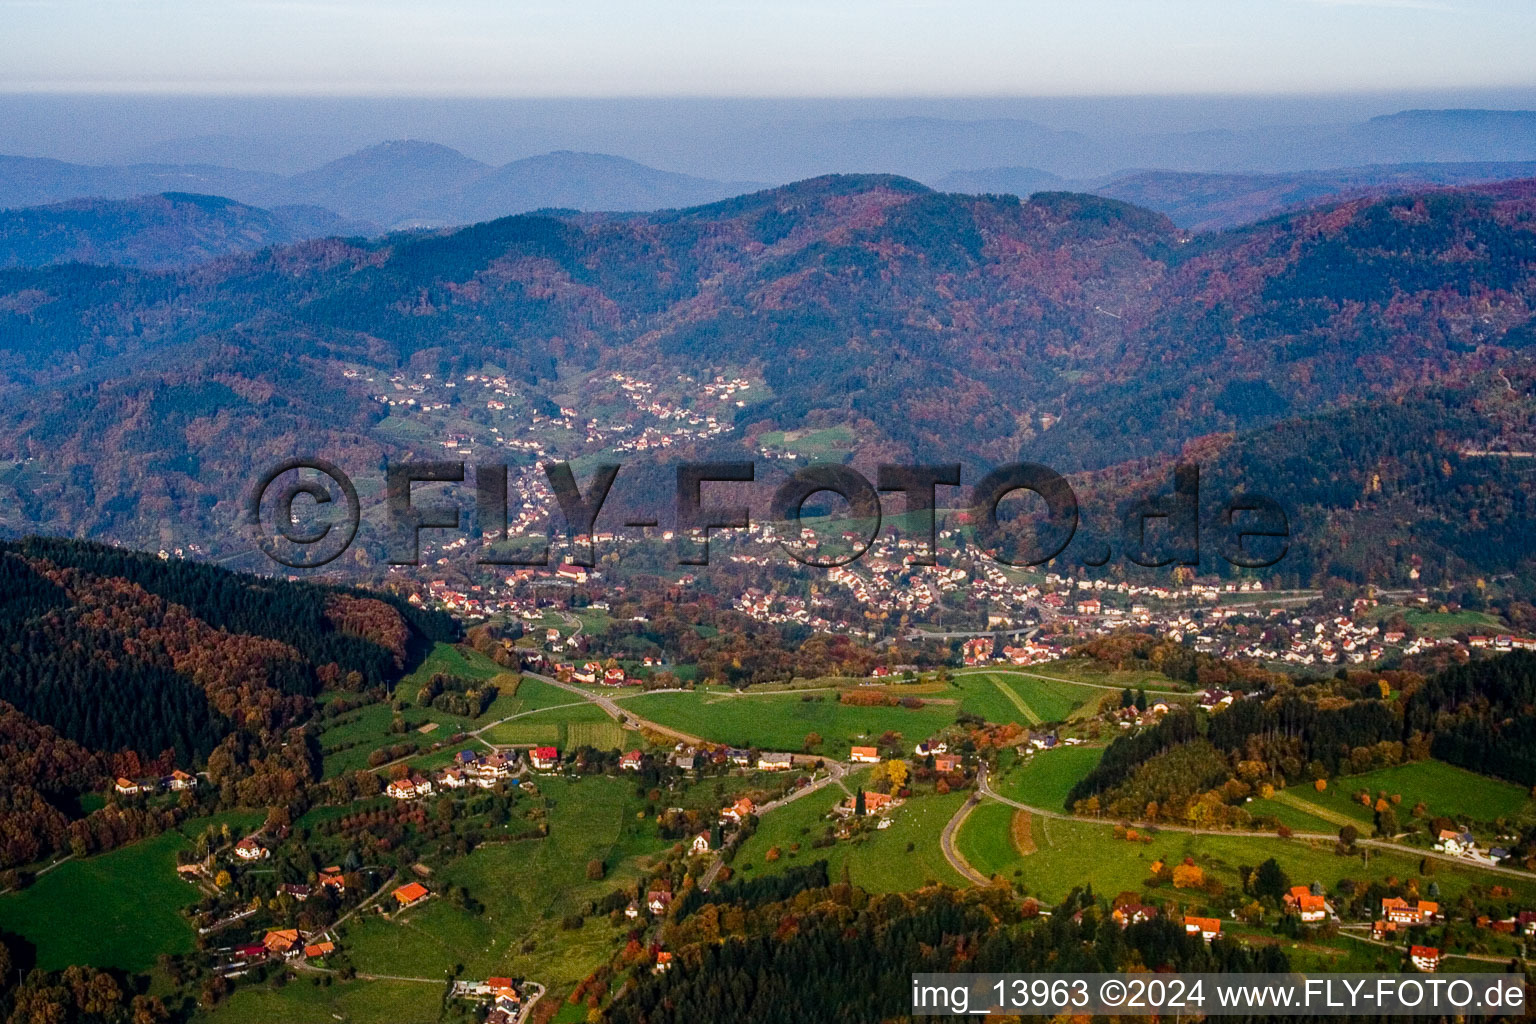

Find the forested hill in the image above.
[
  {"left": 0, "top": 175, "right": 1533, "bottom": 580},
  {"left": 1064, "top": 648, "right": 1536, "bottom": 828},
  {"left": 606, "top": 883, "right": 1285, "bottom": 1024},
  {"left": 0, "top": 192, "right": 369, "bottom": 270},
  {"left": 0, "top": 538, "right": 456, "bottom": 871}
]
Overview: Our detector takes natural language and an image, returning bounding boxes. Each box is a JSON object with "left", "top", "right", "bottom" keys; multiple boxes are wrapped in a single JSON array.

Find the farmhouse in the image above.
[
  {"left": 262, "top": 929, "right": 302, "bottom": 957},
  {"left": 113, "top": 777, "right": 141, "bottom": 796},
  {"left": 1112, "top": 903, "right": 1158, "bottom": 927},
  {"left": 386, "top": 775, "right": 435, "bottom": 800},
  {"left": 1284, "top": 886, "right": 1332, "bottom": 922},
  {"left": 720, "top": 797, "right": 755, "bottom": 824},
  {"left": 1382, "top": 897, "right": 1439, "bottom": 926},
  {"left": 1184, "top": 916, "right": 1222, "bottom": 942},
  {"left": 1198, "top": 689, "right": 1234, "bottom": 711},
  {"left": 303, "top": 941, "right": 335, "bottom": 959},
  {"left": 849, "top": 746, "right": 881, "bottom": 763},
  {"left": 167, "top": 769, "right": 196, "bottom": 791},
  {"left": 233, "top": 837, "right": 268, "bottom": 861}
]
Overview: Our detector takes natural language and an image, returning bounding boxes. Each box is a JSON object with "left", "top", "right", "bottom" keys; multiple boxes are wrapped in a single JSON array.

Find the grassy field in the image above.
[
  {"left": 1247, "top": 760, "right": 1535, "bottom": 832},
  {"left": 340, "top": 775, "right": 664, "bottom": 989},
  {"left": 320, "top": 663, "right": 576, "bottom": 775},
  {"left": 201, "top": 978, "right": 444, "bottom": 1024},
  {"left": 953, "top": 672, "right": 1100, "bottom": 726},
  {"left": 960, "top": 811, "right": 1536, "bottom": 906},
  {"left": 733, "top": 778, "right": 969, "bottom": 892},
  {"left": 1376, "top": 606, "right": 1506, "bottom": 639},
  {"left": 566, "top": 720, "right": 628, "bottom": 750},
  {"left": 480, "top": 701, "right": 617, "bottom": 746},
  {"left": 395, "top": 641, "right": 504, "bottom": 702},
  {"left": 622, "top": 689, "right": 959, "bottom": 757},
  {"left": 756, "top": 425, "right": 857, "bottom": 460},
  {"left": 955, "top": 801, "right": 1025, "bottom": 880},
  {"left": 0, "top": 811, "right": 262, "bottom": 972},
  {"left": 993, "top": 745, "right": 1105, "bottom": 811},
  {"left": 961, "top": 658, "right": 1194, "bottom": 694}
]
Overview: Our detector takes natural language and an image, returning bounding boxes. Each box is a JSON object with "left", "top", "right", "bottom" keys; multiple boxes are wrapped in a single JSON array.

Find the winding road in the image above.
[{"left": 971, "top": 765, "right": 1536, "bottom": 881}]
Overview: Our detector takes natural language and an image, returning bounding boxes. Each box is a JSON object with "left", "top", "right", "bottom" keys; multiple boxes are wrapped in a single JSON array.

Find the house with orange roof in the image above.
[
  {"left": 303, "top": 941, "right": 335, "bottom": 959},
  {"left": 393, "top": 882, "right": 430, "bottom": 908},
  {"left": 1284, "top": 885, "right": 1331, "bottom": 922},
  {"left": 1184, "top": 916, "right": 1222, "bottom": 942},
  {"left": 849, "top": 746, "right": 881, "bottom": 763},
  {"left": 1383, "top": 897, "right": 1438, "bottom": 925},
  {"left": 1410, "top": 946, "right": 1440, "bottom": 972},
  {"left": 263, "top": 929, "right": 302, "bottom": 956},
  {"left": 719, "top": 796, "right": 755, "bottom": 824}
]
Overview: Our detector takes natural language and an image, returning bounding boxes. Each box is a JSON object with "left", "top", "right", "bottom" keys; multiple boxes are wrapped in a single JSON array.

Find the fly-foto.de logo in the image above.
[{"left": 246, "top": 459, "right": 1289, "bottom": 571}]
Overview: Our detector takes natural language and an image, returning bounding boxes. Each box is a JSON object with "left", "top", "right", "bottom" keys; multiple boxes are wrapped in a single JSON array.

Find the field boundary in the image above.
[
  {"left": 1271, "top": 789, "right": 1360, "bottom": 829},
  {"left": 1010, "top": 809, "right": 1036, "bottom": 855},
  {"left": 987, "top": 675, "right": 1042, "bottom": 725}
]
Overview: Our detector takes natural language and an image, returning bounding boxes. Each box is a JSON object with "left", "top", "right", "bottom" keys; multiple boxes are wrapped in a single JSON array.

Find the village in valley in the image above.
[{"left": 9, "top": 368, "right": 1536, "bottom": 1023}]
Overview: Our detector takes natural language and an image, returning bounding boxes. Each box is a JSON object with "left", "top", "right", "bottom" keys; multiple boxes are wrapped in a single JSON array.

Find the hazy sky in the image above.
[{"left": 2, "top": 0, "right": 1533, "bottom": 96}]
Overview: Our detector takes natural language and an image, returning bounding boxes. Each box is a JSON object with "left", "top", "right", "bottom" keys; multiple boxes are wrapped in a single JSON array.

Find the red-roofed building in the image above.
[{"left": 393, "top": 882, "right": 430, "bottom": 908}]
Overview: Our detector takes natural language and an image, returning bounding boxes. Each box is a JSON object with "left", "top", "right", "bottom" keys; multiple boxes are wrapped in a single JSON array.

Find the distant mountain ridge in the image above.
[
  {"left": 0, "top": 142, "right": 763, "bottom": 233},
  {"left": 0, "top": 192, "right": 372, "bottom": 269},
  {"left": 0, "top": 173, "right": 1533, "bottom": 584},
  {"left": 412, "top": 151, "right": 764, "bottom": 226},
  {"left": 274, "top": 140, "right": 493, "bottom": 226},
  {"left": 0, "top": 154, "right": 282, "bottom": 212},
  {"left": 1087, "top": 161, "right": 1536, "bottom": 231}
]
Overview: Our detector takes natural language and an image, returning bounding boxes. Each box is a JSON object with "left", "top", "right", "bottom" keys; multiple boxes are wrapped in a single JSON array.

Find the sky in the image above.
[{"left": 2, "top": 0, "right": 1534, "bottom": 97}]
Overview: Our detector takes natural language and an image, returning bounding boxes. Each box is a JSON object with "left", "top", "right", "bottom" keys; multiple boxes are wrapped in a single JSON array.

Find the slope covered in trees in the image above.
[
  {"left": 607, "top": 884, "right": 1286, "bottom": 1024},
  {"left": 0, "top": 538, "right": 457, "bottom": 870},
  {"left": 0, "top": 176, "right": 1532, "bottom": 582},
  {"left": 1067, "top": 651, "right": 1536, "bottom": 824}
]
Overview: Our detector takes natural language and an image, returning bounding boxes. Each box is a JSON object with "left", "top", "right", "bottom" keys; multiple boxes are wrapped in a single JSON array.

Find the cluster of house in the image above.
[
  {"left": 624, "top": 888, "right": 676, "bottom": 919},
  {"left": 451, "top": 977, "right": 526, "bottom": 1022},
  {"left": 387, "top": 749, "right": 520, "bottom": 800},
  {"left": 220, "top": 929, "right": 336, "bottom": 973},
  {"left": 1432, "top": 827, "right": 1510, "bottom": 865},
  {"left": 277, "top": 867, "right": 347, "bottom": 902},
  {"left": 663, "top": 744, "right": 790, "bottom": 772},
  {"left": 113, "top": 769, "right": 197, "bottom": 796},
  {"left": 1283, "top": 885, "right": 1334, "bottom": 922}
]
